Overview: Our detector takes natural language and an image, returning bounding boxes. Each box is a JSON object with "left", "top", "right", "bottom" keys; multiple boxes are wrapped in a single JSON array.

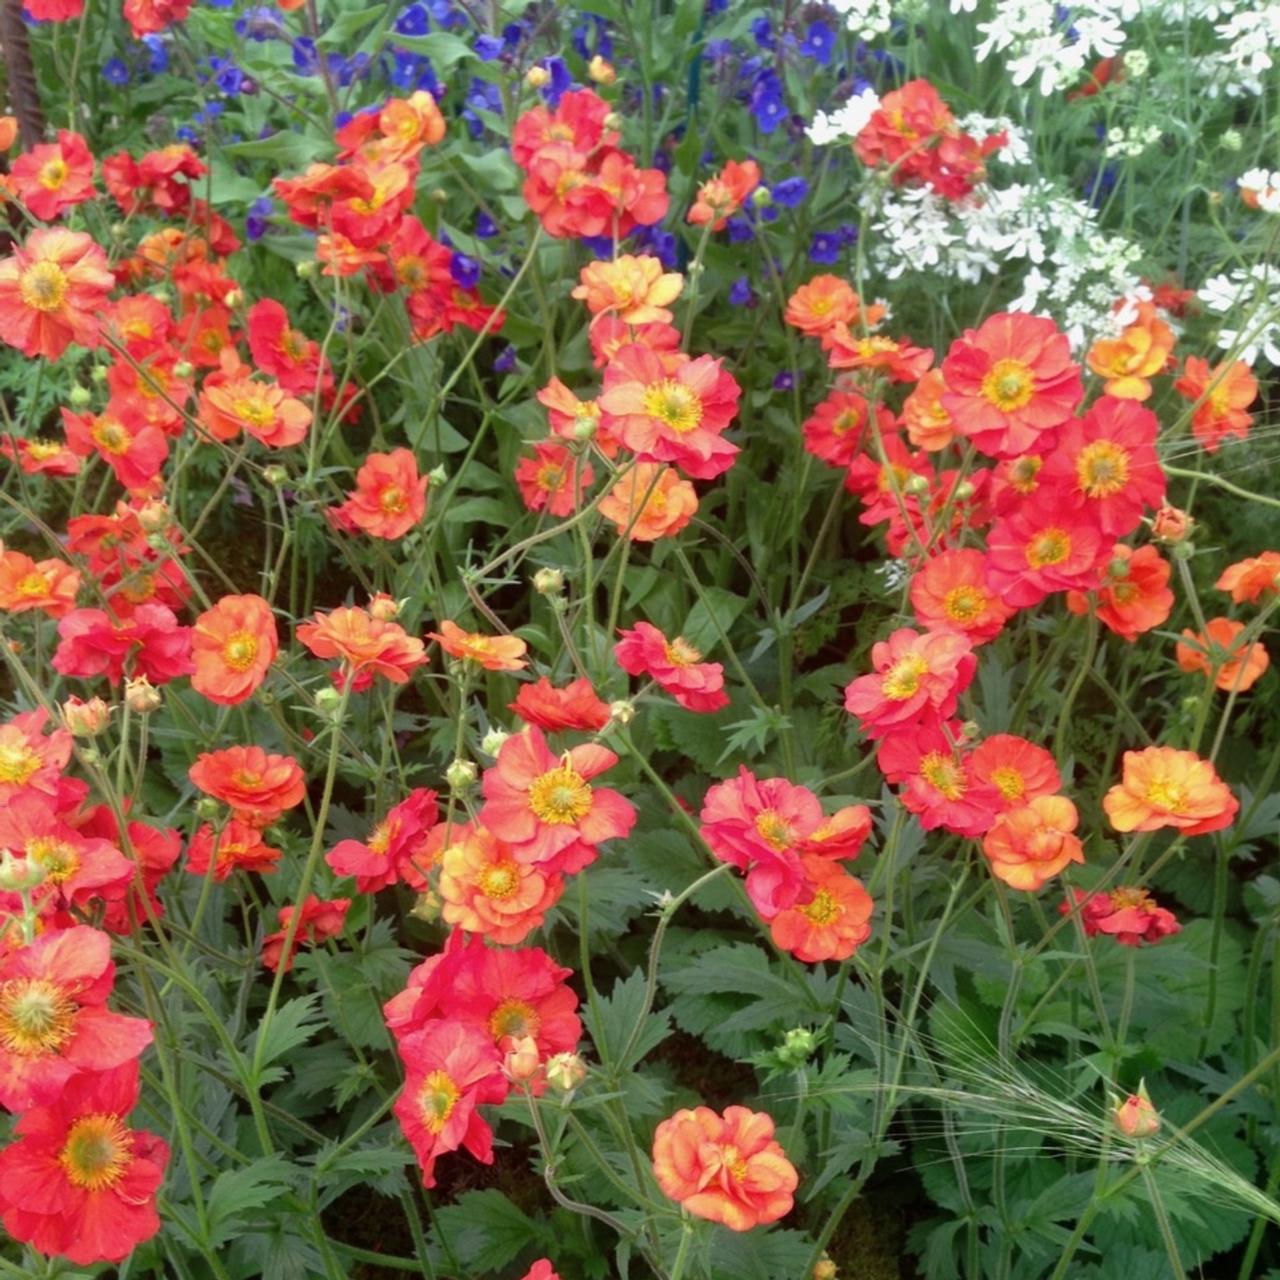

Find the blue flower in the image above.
[
  {"left": 704, "top": 37, "right": 733, "bottom": 60},
  {"left": 333, "top": 109, "right": 354, "bottom": 128},
  {"left": 726, "top": 216, "right": 755, "bottom": 244},
  {"left": 837, "top": 223, "right": 858, "bottom": 246},
  {"left": 474, "top": 34, "right": 504, "bottom": 60},
  {"left": 770, "top": 176, "right": 808, "bottom": 208},
  {"left": 494, "top": 345, "right": 517, "bottom": 374},
  {"left": 204, "top": 0, "right": 234, "bottom": 9},
  {"left": 235, "top": 7, "right": 284, "bottom": 40},
  {"left": 729, "top": 277, "right": 755, "bottom": 306},
  {"left": 291, "top": 36, "right": 319, "bottom": 74},
  {"left": 395, "top": 3, "right": 429, "bottom": 35},
  {"left": 633, "top": 225, "right": 678, "bottom": 269},
  {"left": 809, "top": 230, "right": 841, "bottom": 264},
  {"left": 176, "top": 126, "right": 199, "bottom": 144},
  {"left": 212, "top": 58, "right": 246, "bottom": 95},
  {"left": 799, "top": 20, "right": 834, "bottom": 65},
  {"left": 141, "top": 36, "right": 168, "bottom": 74},
  {"left": 102, "top": 58, "right": 130, "bottom": 85},
  {"left": 749, "top": 16, "right": 773, "bottom": 49},
  {"left": 773, "top": 370, "right": 795, "bottom": 391},
  {"left": 475, "top": 210, "right": 498, "bottom": 239},
  {"left": 246, "top": 196, "right": 273, "bottom": 242},
  {"left": 705, "top": 0, "right": 728, "bottom": 13},
  {"left": 750, "top": 73, "right": 788, "bottom": 133},
  {"left": 539, "top": 56, "right": 572, "bottom": 107},
  {"left": 450, "top": 253, "right": 480, "bottom": 289},
  {"left": 579, "top": 235, "right": 615, "bottom": 259}
]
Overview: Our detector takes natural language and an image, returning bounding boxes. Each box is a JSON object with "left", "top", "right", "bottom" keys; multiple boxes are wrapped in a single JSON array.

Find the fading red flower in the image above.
[
  {"left": 261, "top": 895, "right": 350, "bottom": 972},
  {"left": 597, "top": 462, "right": 698, "bottom": 541},
  {"left": 687, "top": 158, "right": 761, "bottom": 230},
  {"left": 296, "top": 606, "right": 427, "bottom": 684},
  {"left": 186, "top": 820, "right": 281, "bottom": 881},
  {"left": 188, "top": 746, "right": 306, "bottom": 827},
  {"left": 1064, "top": 886, "right": 1181, "bottom": 946},
  {"left": 843, "top": 627, "right": 975, "bottom": 739},
  {"left": 329, "top": 449, "right": 429, "bottom": 540},
  {"left": 0, "top": 926, "right": 152, "bottom": 1112},
  {"left": 326, "top": 789, "right": 440, "bottom": 893},
  {"left": 196, "top": 352, "right": 311, "bottom": 448},
  {"left": 0, "top": 1061, "right": 168, "bottom": 1265},
  {"left": 52, "top": 603, "right": 193, "bottom": 686},
  {"left": 509, "top": 677, "right": 611, "bottom": 733},
  {"left": 940, "top": 313, "right": 1082, "bottom": 458},
  {"left": 615, "top": 622, "right": 729, "bottom": 713}
]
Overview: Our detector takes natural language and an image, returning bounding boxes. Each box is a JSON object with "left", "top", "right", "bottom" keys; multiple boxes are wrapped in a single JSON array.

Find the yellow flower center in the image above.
[
  {"left": 38, "top": 157, "right": 69, "bottom": 190},
  {"left": 536, "top": 465, "right": 565, "bottom": 493},
  {"left": 368, "top": 820, "right": 395, "bottom": 857},
  {"left": 418, "top": 1069, "right": 460, "bottom": 1134},
  {"left": 221, "top": 630, "right": 259, "bottom": 672},
  {"left": 1010, "top": 455, "right": 1042, "bottom": 493},
  {"left": 920, "top": 751, "right": 966, "bottom": 800},
  {"left": 0, "top": 743, "right": 40, "bottom": 785},
  {"left": 92, "top": 420, "right": 131, "bottom": 455},
  {"left": 943, "top": 586, "right": 984, "bottom": 622},
  {"left": 721, "top": 1145, "right": 749, "bottom": 1181},
  {"left": 479, "top": 860, "right": 520, "bottom": 900},
  {"left": 882, "top": 653, "right": 929, "bottom": 701},
  {"left": 980, "top": 358, "right": 1035, "bottom": 412},
  {"left": 232, "top": 393, "right": 276, "bottom": 429},
  {"left": 990, "top": 766, "right": 1025, "bottom": 801},
  {"left": 18, "top": 261, "right": 69, "bottom": 313},
  {"left": 663, "top": 636, "right": 702, "bottom": 667},
  {"left": 527, "top": 762, "right": 592, "bottom": 825},
  {"left": 488, "top": 997, "right": 540, "bottom": 1041},
  {"left": 1144, "top": 778, "right": 1188, "bottom": 811},
  {"left": 1076, "top": 441, "right": 1130, "bottom": 498},
  {"left": 26, "top": 439, "right": 63, "bottom": 460},
  {"left": 60, "top": 1114, "right": 132, "bottom": 1191},
  {"left": 27, "top": 837, "right": 80, "bottom": 884},
  {"left": 1025, "top": 528, "right": 1071, "bottom": 570},
  {"left": 1109, "top": 886, "right": 1153, "bottom": 910},
  {"left": 0, "top": 978, "right": 76, "bottom": 1057},
  {"left": 16, "top": 572, "right": 51, "bottom": 597},
  {"left": 799, "top": 889, "right": 842, "bottom": 926},
  {"left": 831, "top": 409, "right": 861, "bottom": 436},
  {"left": 379, "top": 484, "right": 408, "bottom": 514},
  {"left": 753, "top": 810, "right": 794, "bottom": 850},
  {"left": 397, "top": 257, "right": 427, "bottom": 290},
  {"left": 642, "top": 380, "right": 703, "bottom": 434}
]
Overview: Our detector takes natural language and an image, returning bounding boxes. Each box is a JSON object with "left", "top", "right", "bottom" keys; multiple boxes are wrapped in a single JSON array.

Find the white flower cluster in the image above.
[
  {"left": 827, "top": 0, "right": 894, "bottom": 40},
  {"left": 860, "top": 180, "right": 1146, "bottom": 348},
  {"left": 805, "top": 86, "right": 882, "bottom": 146},
  {"left": 1239, "top": 169, "right": 1280, "bottom": 214},
  {"left": 955, "top": 112, "right": 1032, "bottom": 165},
  {"left": 1103, "top": 124, "right": 1163, "bottom": 159},
  {"left": 1212, "top": 3, "right": 1280, "bottom": 93},
  {"left": 966, "top": 0, "right": 1135, "bottom": 95},
  {"left": 1198, "top": 266, "right": 1280, "bottom": 364}
]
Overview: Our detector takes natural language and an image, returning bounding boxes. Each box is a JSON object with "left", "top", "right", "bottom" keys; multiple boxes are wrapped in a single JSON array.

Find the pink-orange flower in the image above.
[
  {"left": 970, "top": 734, "right": 1061, "bottom": 811},
  {"left": 61, "top": 408, "right": 168, "bottom": 494},
  {"left": 479, "top": 728, "right": 635, "bottom": 873},
  {"left": 326, "top": 789, "right": 439, "bottom": 893},
  {"left": 297, "top": 606, "right": 427, "bottom": 684},
  {"left": 909, "top": 549, "right": 1015, "bottom": 645},
  {"left": 0, "top": 549, "right": 79, "bottom": 618},
  {"left": 10, "top": 131, "right": 96, "bottom": 220},
  {"left": 1173, "top": 357, "right": 1257, "bottom": 452},
  {"left": 514, "top": 442, "right": 594, "bottom": 516},
  {"left": 902, "top": 368, "right": 956, "bottom": 451},
  {"left": 615, "top": 622, "right": 728, "bottom": 713},
  {"left": 1216, "top": 551, "right": 1280, "bottom": 604},
  {"left": 261, "top": 895, "right": 350, "bottom": 972},
  {"left": 1103, "top": 746, "right": 1238, "bottom": 836},
  {"left": 983, "top": 795, "right": 1084, "bottom": 890},
  {"left": 785, "top": 275, "right": 882, "bottom": 339},
  {"left": 196, "top": 353, "right": 311, "bottom": 448},
  {"left": 1085, "top": 302, "right": 1175, "bottom": 400},
  {"left": 844, "top": 627, "right": 975, "bottom": 738},
  {"left": 599, "top": 345, "right": 742, "bottom": 479},
  {"left": 768, "top": 857, "right": 873, "bottom": 963},
  {"left": 1065, "top": 543, "right": 1174, "bottom": 643},
  {"left": 438, "top": 827, "right": 564, "bottom": 944},
  {"left": 1064, "top": 886, "right": 1181, "bottom": 947},
  {"left": 188, "top": 746, "right": 306, "bottom": 827},
  {"left": 652, "top": 1105, "right": 797, "bottom": 1231},
  {"left": 185, "top": 820, "right": 281, "bottom": 881},
  {"left": 52, "top": 603, "right": 193, "bottom": 686},
  {"left": 825, "top": 327, "right": 934, "bottom": 382},
  {"left": 940, "top": 313, "right": 1083, "bottom": 458},
  {"left": 801, "top": 390, "right": 895, "bottom": 468},
  {"left": 1176, "top": 617, "right": 1270, "bottom": 692},
  {"left": 190, "top": 594, "right": 278, "bottom": 706},
  {"left": 0, "top": 711, "right": 71, "bottom": 805},
  {"left": 983, "top": 500, "right": 1109, "bottom": 608},
  {"left": 597, "top": 462, "right": 697, "bottom": 541},
  {"left": 0, "top": 229, "right": 115, "bottom": 360},
  {"left": 875, "top": 722, "right": 1000, "bottom": 838},
  {"left": 509, "top": 677, "right": 611, "bottom": 733},
  {"left": 429, "top": 620, "right": 528, "bottom": 672},
  {"left": 329, "top": 448, "right": 429, "bottom": 540},
  {"left": 687, "top": 159, "right": 761, "bottom": 230},
  {"left": 571, "top": 255, "right": 683, "bottom": 326}
]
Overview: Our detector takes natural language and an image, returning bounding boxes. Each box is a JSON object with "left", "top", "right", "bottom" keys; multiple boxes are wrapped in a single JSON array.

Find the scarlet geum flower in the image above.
[
  {"left": 0, "top": 229, "right": 115, "bottom": 360},
  {"left": 190, "top": 594, "right": 278, "bottom": 706}
]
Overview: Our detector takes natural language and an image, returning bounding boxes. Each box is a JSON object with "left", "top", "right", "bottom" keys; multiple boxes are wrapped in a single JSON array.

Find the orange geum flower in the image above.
[
  {"left": 571, "top": 255, "right": 683, "bottom": 326},
  {"left": 1086, "top": 302, "right": 1175, "bottom": 400},
  {"left": 1066, "top": 543, "right": 1173, "bottom": 643},
  {"left": 377, "top": 91, "right": 446, "bottom": 159},
  {"left": 902, "top": 368, "right": 956, "bottom": 452},
  {"left": 1103, "top": 745, "right": 1238, "bottom": 837},
  {"left": 0, "top": 117, "right": 16, "bottom": 151},
  {"left": 430, "top": 620, "right": 527, "bottom": 672},
  {"left": 190, "top": 593, "right": 278, "bottom": 706},
  {"left": 768, "top": 856, "right": 873, "bottom": 963},
  {"left": 1173, "top": 357, "right": 1257, "bottom": 453},
  {"left": 1216, "top": 551, "right": 1280, "bottom": 604},
  {"left": 910, "top": 549, "right": 1015, "bottom": 645},
  {"left": 687, "top": 158, "right": 761, "bottom": 231},
  {"left": 825, "top": 326, "right": 934, "bottom": 382},
  {"left": 329, "top": 448, "right": 428, "bottom": 541},
  {"left": 0, "top": 549, "right": 79, "bottom": 618},
  {"left": 185, "top": 819, "right": 281, "bottom": 881},
  {"left": 843, "top": 626, "right": 975, "bottom": 739},
  {"left": 514, "top": 441, "right": 594, "bottom": 517},
  {"left": 652, "top": 1105, "right": 798, "bottom": 1232},
  {"left": 982, "top": 794, "right": 1084, "bottom": 891},
  {"left": 597, "top": 462, "right": 697, "bottom": 541},
  {"left": 438, "top": 827, "right": 564, "bottom": 945},
  {"left": 197, "top": 352, "right": 311, "bottom": 448},
  {"left": 10, "top": 130, "right": 96, "bottom": 221},
  {"left": 801, "top": 390, "right": 895, "bottom": 469},
  {"left": 0, "top": 435, "right": 81, "bottom": 476},
  {"left": 188, "top": 745, "right": 306, "bottom": 827},
  {"left": 970, "top": 734, "right": 1061, "bottom": 811},
  {"left": 785, "top": 275, "right": 862, "bottom": 338},
  {"left": 0, "top": 228, "right": 115, "bottom": 360},
  {"left": 296, "top": 605, "right": 427, "bottom": 684},
  {"left": 1176, "top": 617, "right": 1270, "bottom": 693}
]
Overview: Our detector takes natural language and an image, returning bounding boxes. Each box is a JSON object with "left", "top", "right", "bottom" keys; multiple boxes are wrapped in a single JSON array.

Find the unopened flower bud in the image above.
[
  {"left": 525, "top": 65, "right": 550, "bottom": 88},
  {"left": 296, "top": 260, "right": 317, "bottom": 280},
  {"left": 136, "top": 499, "right": 171, "bottom": 533},
  {"left": 572, "top": 416, "right": 597, "bottom": 441},
  {"left": 368, "top": 592, "right": 401, "bottom": 621},
  {"left": 751, "top": 186, "right": 773, "bottom": 209},
  {"left": 1113, "top": 1082, "right": 1159, "bottom": 1138},
  {"left": 68, "top": 385, "right": 92, "bottom": 409},
  {"left": 813, "top": 1257, "right": 838, "bottom": 1280},
  {"left": 124, "top": 677, "right": 162, "bottom": 715},
  {"left": 431, "top": 187, "right": 448, "bottom": 203},
  {"left": 544, "top": 1052, "right": 587, "bottom": 1092},
  {"left": 533, "top": 568, "right": 565, "bottom": 596},
  {"left": 172, "top": 359, "right": 194, "bottom": 380},
  {"left": 145, "top": 532, "right": 172, "bottom": 552},
  {"left": 603, "top": 112, "right": 622, "bottom": 131},
  {"left": 90, "top": 365, "right": 108, "bottom": 384},
  {"left": 608, "top": 699, "right": 636, "bottom": 725},
  {"left": 314, "top": 686, "right": 343, "bottom": 717},
  {"left": 152, "top": 287, "right": 170, "bottom": 305},
  {"left": 446, "top": 758, "right": 478, "bottom": 791},
  {"left": 953, "top": 480, "right": 976, "bottom": 501},
  {"left": 1152, "top": 504, "right": 1193, "bottom": 545},
  {"left": 1221, "top": 128, "right": 1243, "bottom": 152},
  {"left": 79, "top": 747, "right": 100, "bottom": 766},
  {"left": 779, "top": 1026, "right": 819, "bottom": 1064},
  {"left": 1172, "top": 540, "right": 1195, "bottom": 561},
  {"left": 195, "top": 796, "right": 221, "bottom": 821},
  {"left": 0, "top": 850, "right": 44, "bottom": 893},
  {"left": 904, "top": 473, "right": 930, "bottom": 496},
  {"left": 60, "top": 695, "right": 111, "bottom": 737},
  {"left": 503, "top": 1035, "right": 542, "bottom": 1083},
  {"left": 959, "top": 720, "right": 980, "bottom": 742},
  {"left": 111, "top": 221, "right": 127, "bottom": 239},
  {"left": 1107, "top": 555, "right": 1130, "bottom": 579},
  {"left": 409, "top": 890, "right": 441, "bottom": 923},
  {"left": 428, "top": 464, "right": 448, "bottom": 486},
  {"left": 223, "top": 289, "right": 243, "bottom": 309},
  {"left": 480, "top": 728, "right": 510, "bottom": 757},
  {"left": 263, "top": 464, "right": 289, "bottom": 488},
  {"left": 587, "top": 55, "right": 615, "bottom": 85}
]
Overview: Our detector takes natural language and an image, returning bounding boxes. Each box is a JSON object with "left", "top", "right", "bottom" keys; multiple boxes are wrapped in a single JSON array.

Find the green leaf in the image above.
[
  {"left": 681, "top": 586, "right": 746, "bottom": 655},
  {"left": 430, "top": 1189, "right": 546, "bottom": 1270},
  {"left": 223, "top": 131, "right": 331, "bottom": 168},
  {"left": 584, "top": 969, "right": 671, "bottom": 1070},
  {"left": 246, "top": 995, "right": 326, "bottom": 1073},
  {"left": 315, "top": 4, "right": 383, "bottom": 46},
  {"left": 205, "top": 1158, "right": 297, "bottom": 1248},
  {"left": 394, "top": 31, "right": 475, "bottom": 68}
]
